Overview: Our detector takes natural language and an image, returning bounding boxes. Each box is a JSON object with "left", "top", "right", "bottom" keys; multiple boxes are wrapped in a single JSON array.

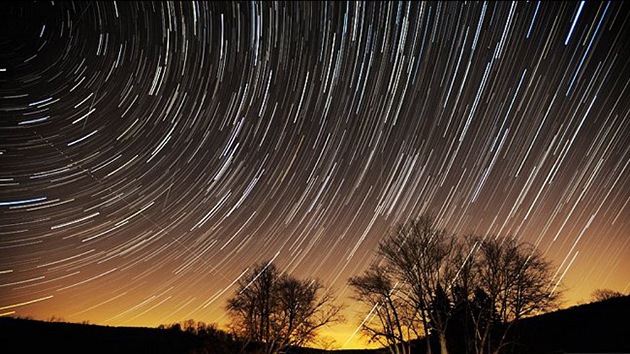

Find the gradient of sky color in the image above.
[{"left": 1, "top": 1, "right": 629, "bottom": 349}]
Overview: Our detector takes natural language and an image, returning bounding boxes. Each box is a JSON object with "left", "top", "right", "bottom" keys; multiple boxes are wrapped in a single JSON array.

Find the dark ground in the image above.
[{"left": 1, "top": 295, "right": 629, "bottom": 354}]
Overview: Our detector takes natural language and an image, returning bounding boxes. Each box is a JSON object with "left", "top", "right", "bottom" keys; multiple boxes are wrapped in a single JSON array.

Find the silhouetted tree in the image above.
[
  {"left": 227, "top": 261, "right": 343, "bottom": 354},
  {"left": 591, "top": 288, "right": 624, "bottom": 302},
  {"left": 467, "top": 236, "right": 562, "bottom": 354},
  {"left": 349, "top": 264, "right": 416, "bottom": 354},
  {"left": 378, "top": 216, "right": 460, "bottom": 354}
]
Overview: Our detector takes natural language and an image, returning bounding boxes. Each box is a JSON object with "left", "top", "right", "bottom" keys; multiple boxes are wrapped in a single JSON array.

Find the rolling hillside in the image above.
[{"left": 1, "top": 295, "right": 628, "bottom": 353}]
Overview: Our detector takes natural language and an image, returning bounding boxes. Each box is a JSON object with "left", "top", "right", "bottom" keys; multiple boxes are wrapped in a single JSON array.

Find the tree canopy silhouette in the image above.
[
  {"left": 591, "top": 288, "right": 625, "bottom": 302},
  {"left": 226, "top": 260, "right": 343, "bottom": 354},
  {"left": 349, "top": 215, "right": 563, "bottom": 354},
  {"left": 349, "top": 264, "right": 416, "bottom": 354}
]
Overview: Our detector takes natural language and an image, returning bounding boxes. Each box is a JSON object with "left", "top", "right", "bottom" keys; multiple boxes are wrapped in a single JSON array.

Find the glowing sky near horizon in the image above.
[{"left": 1, "top": 1, "right": 629, "bottom": 348}]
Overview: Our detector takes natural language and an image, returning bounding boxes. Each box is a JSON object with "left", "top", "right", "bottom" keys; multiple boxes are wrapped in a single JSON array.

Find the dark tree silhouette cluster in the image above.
[
  {"left": 226, "top": 261, "right": 344, "bottom": 354},
  {"left": 349, "top": 215, "right": 562, "bottom": 354}
]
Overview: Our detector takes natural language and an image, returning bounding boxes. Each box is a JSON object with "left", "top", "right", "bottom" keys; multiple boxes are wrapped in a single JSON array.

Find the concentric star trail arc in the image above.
[{"left": 0, "top": 1, "right": 629, "bottom": 348}]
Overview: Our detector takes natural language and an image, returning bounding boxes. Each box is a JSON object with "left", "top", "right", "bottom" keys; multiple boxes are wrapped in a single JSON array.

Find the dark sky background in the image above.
[{"left": 1, "top": 1, "right": 629, "bottom": 348}]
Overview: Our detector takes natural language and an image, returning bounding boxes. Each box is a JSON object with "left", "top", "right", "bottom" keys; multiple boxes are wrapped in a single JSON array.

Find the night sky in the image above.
[{"left": 1, "top": 1, "right": 629, "bottom": 348}]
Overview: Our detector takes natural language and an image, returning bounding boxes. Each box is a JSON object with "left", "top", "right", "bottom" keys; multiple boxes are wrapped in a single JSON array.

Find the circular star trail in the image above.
[{"left": 1, "top": 1, "right": 629, "bottom": 347}]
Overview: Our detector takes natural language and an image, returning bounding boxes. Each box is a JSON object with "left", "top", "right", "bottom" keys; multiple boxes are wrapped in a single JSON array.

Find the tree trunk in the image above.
[
  {"left": 421, "top": 313, "right": 432, "bottom": 354},
  {"left": 439, "top": 332, "right": 449, "bottom": 354}
]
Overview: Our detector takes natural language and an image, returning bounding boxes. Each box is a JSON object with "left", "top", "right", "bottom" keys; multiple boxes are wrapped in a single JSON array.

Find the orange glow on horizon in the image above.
[{"left": 11, "top": 279, "right": 628, "bottom": 350}]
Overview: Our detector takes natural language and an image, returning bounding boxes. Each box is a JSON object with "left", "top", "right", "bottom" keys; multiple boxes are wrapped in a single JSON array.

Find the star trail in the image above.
[{"left": 1, "top": 1, "right": 629, "bottom": 348}]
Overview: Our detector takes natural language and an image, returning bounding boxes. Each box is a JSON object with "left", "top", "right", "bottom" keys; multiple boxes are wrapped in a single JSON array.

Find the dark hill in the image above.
[
  {"left": 0, "top": 317, "right": 201, "bottom": 354},
  {"left": 1, "top": 295, "right": 629, "bottom": 353},
  {"left": 511, "top": 294, "right": 630, "bottom": 354}
]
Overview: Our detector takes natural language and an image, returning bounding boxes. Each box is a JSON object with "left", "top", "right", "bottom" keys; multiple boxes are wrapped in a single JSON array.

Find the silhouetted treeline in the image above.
[
  {"left": 0, "top": 316, "right": 200, "bottom": 353},
  {"left": 158, "top": 319, "right": 241, "bottom": 353}
]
